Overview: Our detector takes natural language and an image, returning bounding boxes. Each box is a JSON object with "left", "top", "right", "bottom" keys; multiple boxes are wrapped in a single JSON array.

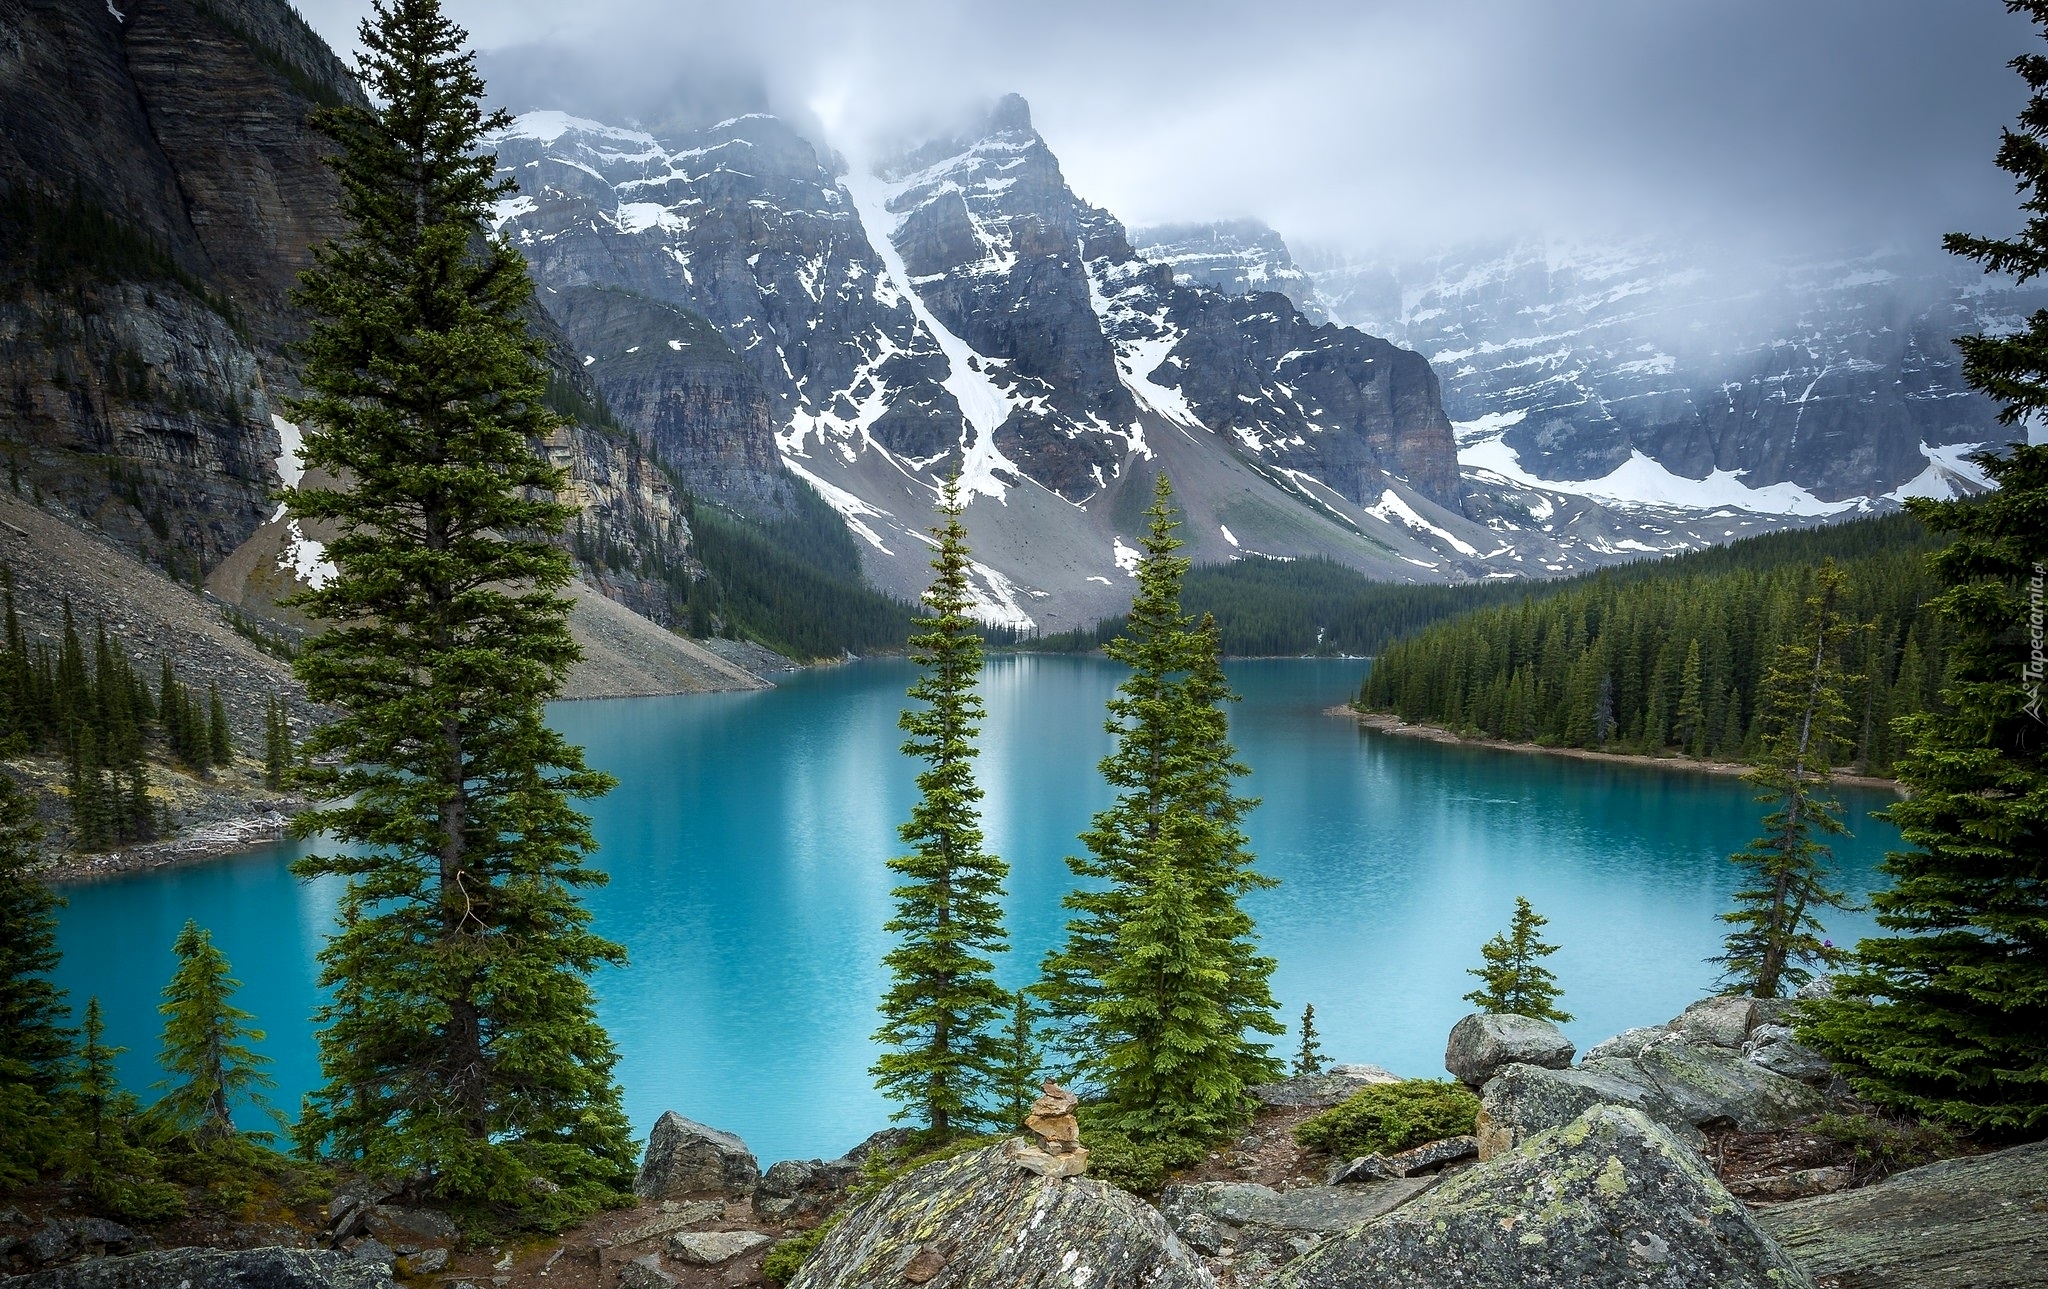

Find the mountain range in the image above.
[{"left": 0, "top": 0, "right": 2026, "bottom": 656}]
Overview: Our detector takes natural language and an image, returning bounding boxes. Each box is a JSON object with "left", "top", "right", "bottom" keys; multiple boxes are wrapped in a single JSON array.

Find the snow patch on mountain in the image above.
[
  {"left": 841, "top": 163, "right": 1025, "bottom": 502},
  {"left": 1457, "top": 412, "right": 1854, "bottom": 517}
]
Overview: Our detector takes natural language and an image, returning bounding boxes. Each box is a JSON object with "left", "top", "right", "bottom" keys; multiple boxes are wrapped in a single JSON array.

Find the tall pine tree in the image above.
[
  {"left": 1715, "top": 561, "right": 1857, "bottom": 997},
  {"left": 871, "top": 479, "right": 1010, "bottom": 1137},
  {"left": 282, "top": 0, "right": 635, "bottom": 1223},
  {"left": 1806, "top": 1, "right": 2048, "bottom": 1134},
  {"left": 153, "top": 921, "right": 275, "bottom": 1145},
  {"left": 1038, "top": 475, "right": 1281, "bottom": 1142},
  {"left": 0, "top": 773, "right": 67, "bottom": 1183}
]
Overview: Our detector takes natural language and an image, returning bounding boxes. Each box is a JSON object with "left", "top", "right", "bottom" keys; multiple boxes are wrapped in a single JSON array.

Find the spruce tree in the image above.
[
  {"left": 1675, "top": 638, "right": 1707, "bottom": 755},
  {"left": 153, "top": 921, "right": 275, "bottom": 1144},
  {"left": 207, "top": 684, "right": 231, "bottom": 768},
  {"left": 282, "top": 0, "right": 634, "bottom": 1221},
  {"left": 1715, "top": 561, "right": 1856, "bottom": 997},
  {"left": 871, "top": 479, "right": 1010, "bottom": 1136},
  {"left": 1292, "top": 1003, "right": 1326, "bottom": 1077},
  {"left": 1806, "top": 2, "right": 2048, "bottom": 1134},
  {"left": 62, "top": 997, "right": 182, "bottom": 1223},
  {"left": 1463, "top": 896, "right": 1571, "bottom": 1022},
  {"left": 263, "top": 697, "right": 291, "bottom": 790},
  {"left": 1039, "top": 474, "right": 1281, "bottom": 1141},
  {"left": 0, "top": 774, "right": 68, "bottom": 1182},
  {"left": 996, "top": 990, "right": 1041, "bottom": 1132}
]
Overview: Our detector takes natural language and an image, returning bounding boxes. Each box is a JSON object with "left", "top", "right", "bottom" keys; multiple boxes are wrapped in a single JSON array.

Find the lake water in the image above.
[{"left": 51, "top": 657, "right": 1904, "bottom": 1165}]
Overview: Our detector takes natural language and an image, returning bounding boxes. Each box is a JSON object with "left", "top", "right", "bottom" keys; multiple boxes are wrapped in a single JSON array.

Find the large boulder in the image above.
[
  {"left": 1741, "top": 1024, "right": 1834, "bottom": 1084},
  {"left": 1668, "top": 995, "right": 1760, "bottom": 1048},
  {"left": 1161, "top": 1178, "right": 1431, "bottom": 1282},
  {"left": 1581, "top": 1026, "right": 1667, "bottom": 1064},
  {"left": 754, "top": 1156, "right": 860, "bottom": 1221},
  {"left": 1275, "top": 1106, "right": 1813, "bottom": 1289},
  {"left": 635, "top": 1111, "right": 761, "bottom": 1200},
  {"left": 16, "top": 1248, "right": 396, "bottom": 1289},
  {"left": 1631, "top": 1033, "right": 1827, "bottom": 1130},
  {"left": 1757, "top": 1139, "right": 2048, "bottom": 1289},
  {"left": 786, "top": 1142, "right": 1212, "bottom": 1289},
  {"left": 1475, "top": 1062, "right": 1700, "bottom": 1159},
  {"left": 1444, "top": 1013, "right": 1574, "bottom": 1087}
]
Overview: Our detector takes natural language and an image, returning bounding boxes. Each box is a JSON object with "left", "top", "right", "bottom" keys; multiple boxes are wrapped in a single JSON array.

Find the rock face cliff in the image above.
[{"left": 0, "top": 0, "right": 703, "bottom": 648}]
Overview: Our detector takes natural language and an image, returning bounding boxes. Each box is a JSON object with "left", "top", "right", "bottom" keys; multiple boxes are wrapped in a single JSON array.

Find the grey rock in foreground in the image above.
[
  {"left": 1742, "top": 1024, "right": 1835, "bottom": 1084},
  {"left": 1669, "top": 995, "right": 1761, "bottom": 1048},
  {"left": 1582, "top": 1026, "right": 1669, "bottom": 1063},
  {"left": 1757, "top": 1139, "right": 2048, "bottom": 1289},
  {"left": 788, "top": 1142, "right": 1213, "bottom": 1289},
  {"left": 1631, "top": 1034, "right": 1827, "bottom": 1130},
  {"left": 1444, "top": 1012, "right": 1575, "bottom": 1086},
  {"left": 754, "top": 1156, "right": 859, "bottom": 1221},
  {"left": 1249, "top": 1064, "right": 1400, "bottom": 1109},
  {"left": 635, "top": 1111, "right": 761, "bottom": 1200},
  {"left": 16, "top": 1248, "right": 396, "bottom": 1289},
  {"left": 1477, "top": 1061, "right": 1701, "bottom": 1158},
  {"left": 1161, "top": 1177, "right": 1432, "bottom": 1282},
  {"left": 1276, "top": 1106, "right": 1814, "bottom": 1289},
  {"left": 667, "top": 1230, "right": 773, "bottom": 1266}
]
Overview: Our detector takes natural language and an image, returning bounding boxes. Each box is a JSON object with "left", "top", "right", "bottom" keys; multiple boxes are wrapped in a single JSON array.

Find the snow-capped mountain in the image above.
[
  {"left": 485, "top": 98, "right": 1909, "bottom": 630},
  {"left": 1298, "top": 237, "right": 2029, "bottom": 512}
]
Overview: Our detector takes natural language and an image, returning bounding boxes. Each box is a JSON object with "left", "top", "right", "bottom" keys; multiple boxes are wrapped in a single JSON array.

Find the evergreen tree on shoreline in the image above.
[
  {"left": 153, "top": 921, "right": 275, "bottom": 1145},
  {"left": 0, "top": 774, "right": 67, "bottom": 1182},
  {"left": 1292, "top": 1003, "right": 1326, "bottom": 1077},
  {"left": 1715, "top": 561, "right": 1857, "bottom": 998},
  {"left": 872, "top": 479, "right": 1010, "bottom": 1137},
  {"left": 1805, "top": 0, "right": 2048, "bottom": 1135},
  {"left": 1464, "top": 896, "right": 1571, "bottom": 1022},
  {"left": 1039, "top": 474, "right": 1281, "bottom": 1141},
  {"left": 281, "top": 0, "right": 634, "bottom": 1223}
]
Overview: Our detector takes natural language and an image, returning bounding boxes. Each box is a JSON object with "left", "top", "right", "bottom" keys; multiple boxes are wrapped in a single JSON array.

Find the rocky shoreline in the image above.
[
  {"left": 1335, "top": 707, "right": 1907, "bottom": 793},
  {"left": 10, "top": 987, "right": 2042, "bottom": 1289},
  {"left": 37, "top": 809, "right": 305, "bottom": 885}
]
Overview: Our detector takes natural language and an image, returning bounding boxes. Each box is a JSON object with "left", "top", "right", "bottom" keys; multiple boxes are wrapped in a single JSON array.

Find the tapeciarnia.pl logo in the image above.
[{"left": 2028, "top": 562, "right": 2045, "bottom": 723}]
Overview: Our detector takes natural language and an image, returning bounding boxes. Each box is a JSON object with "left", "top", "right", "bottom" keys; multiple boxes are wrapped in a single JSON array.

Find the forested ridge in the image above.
[
  {"left": 1357, "top": 517, "right": 1949, "bottom": 775},
  {"left": 1026, "top": 512, "right": 1940, "bottom": 660}
]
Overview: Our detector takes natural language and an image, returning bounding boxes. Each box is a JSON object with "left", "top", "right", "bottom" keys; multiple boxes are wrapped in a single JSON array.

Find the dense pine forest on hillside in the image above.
[
  {"left": 1356, "top": 519, "right": 1950, "bottom": 774},
  {"left": 1026, "top": 513, "right": 1941, "bottom": 660}
]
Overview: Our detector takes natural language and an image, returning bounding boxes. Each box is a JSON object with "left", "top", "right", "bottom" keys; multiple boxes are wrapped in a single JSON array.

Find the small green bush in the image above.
[
  {"left": 1814, "top": 1110, "right": 1965, "bottom": 1181},
  {"left": 762, "top": 1214, "right": 839, "bottom": 1286},
  {"left": 1293, "top": 1079, "right": 1479, "bottom": 1158}
]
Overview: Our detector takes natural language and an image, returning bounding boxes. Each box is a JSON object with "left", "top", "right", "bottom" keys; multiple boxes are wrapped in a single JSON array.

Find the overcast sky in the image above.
[{"left": 293, "top": 0, "right": 2039, "bottom": 260}]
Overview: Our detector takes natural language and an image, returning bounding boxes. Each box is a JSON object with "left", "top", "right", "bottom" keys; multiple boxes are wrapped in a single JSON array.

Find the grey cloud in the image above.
[{"left": 293, "top": 0, "right": 2037, "bottom": 261}]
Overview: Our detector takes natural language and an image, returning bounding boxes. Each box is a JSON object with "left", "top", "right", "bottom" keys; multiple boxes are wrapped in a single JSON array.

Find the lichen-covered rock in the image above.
[
  {"left": 615, "top": 1253, "right": 677, "bottom": 1289},
  {"left": 1669, "top": 996, "right": 1760, "bottom": 1048},
  {"left": 16, "top": 1248, "right": 397, "bottom": 1289},
  {"left": 1741, "top": 1024, "right": 1834, "bottom": 1084},
  {"left": 1249, "top": 1065, "right": 1401, "bottom": 1109},
  {"left": 1160, "top": 1179, "right": 1433, "bottom": 1256},
  {"left": 360, "top": 1206, "right": 458, "bottom": 1249},
  {"left": 1632, "top": 1034, "right": 1826, "bottom": 1130},
  {"left": 754, "top": 1157, "right": 859, "bottom": 1221},
  {"left": 786, "top": 1143, "right": 1212, "bottom": 1289},
  {"left": 1757, "top": 1139, "right": 2048, "bottom": 1289},
  {"left": 1276, "top": 1106, "right": 1814, "bottom": 1289},
  {"left": 1444, "top": 1013, "right": 1575, "bottom": 1087},
  {"left": 1476, "top": 1061, "right": 1701, "bottom": 1159},
  {"left": 635, "top": 1112, "right": 761, "bottom": 1200},
  {"left": 1581, "top": 1026, "right": 1668, "bottom": 1064}
]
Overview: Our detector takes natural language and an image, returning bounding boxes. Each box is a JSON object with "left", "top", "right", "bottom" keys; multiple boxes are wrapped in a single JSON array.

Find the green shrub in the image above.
[
  {"left": 1814, "top": 1110, "right": 1966, "bottom": 1182},
  {"left": 1292, "top": 1079, "right": 1479, "bottom": 1158},
  {"left": 762, "top": 1214, "right": 839, "bottom": 1286}
]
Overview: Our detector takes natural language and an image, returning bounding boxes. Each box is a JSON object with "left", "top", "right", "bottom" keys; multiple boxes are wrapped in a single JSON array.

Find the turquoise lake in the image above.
[{"left": 51, "top": 656, "right": 1904, "bottom": 1166}]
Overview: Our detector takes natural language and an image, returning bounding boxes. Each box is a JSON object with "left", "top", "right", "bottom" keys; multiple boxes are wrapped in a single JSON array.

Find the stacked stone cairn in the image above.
[{"left": 1005, "top": 1081, "right": 1089, "bottom": 1177}]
